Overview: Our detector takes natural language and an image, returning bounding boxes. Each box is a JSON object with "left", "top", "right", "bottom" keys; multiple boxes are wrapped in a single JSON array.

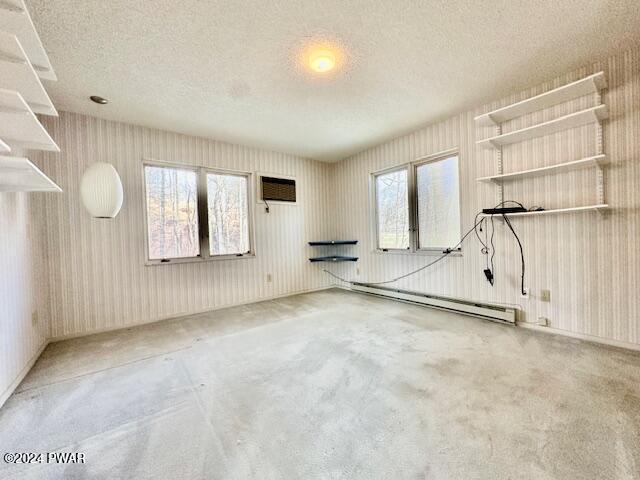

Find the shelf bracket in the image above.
[
  {"left": 496, "top": 124, "right": 504, "bottom": 205},
  {"left": 0, "top": 106, "right": 29, "bottom": 115},
  {"left": 0, "top": 1, "right": 24, "bottom": 13},
  {"left": 0, "top": 51, "right": 28, "bottom": 65},
  {"left": 595, "top": 91, "right": 605, "bottom": 207},
  {"left": 595, "top": 92, "right": 604, "bottom": 155},
  {"left": 32, "top": 64, "right": 50, "bottom": 73}
]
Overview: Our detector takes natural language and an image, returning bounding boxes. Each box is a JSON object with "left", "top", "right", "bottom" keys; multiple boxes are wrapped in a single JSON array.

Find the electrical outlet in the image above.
[
  {"left": 538, "top": 316, "right": 549, "bottom": 327},
  {"left": 266, "top": 274, "right": 272, "bottom": 283},
  {"left": 540, "top": 289, "right": 551, "bottom": 302}
]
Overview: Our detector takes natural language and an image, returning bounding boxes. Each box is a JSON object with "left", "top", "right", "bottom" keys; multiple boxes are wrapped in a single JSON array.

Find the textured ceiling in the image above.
[{"left": 27, "top": 0, "right": 640, "bottom": 161}]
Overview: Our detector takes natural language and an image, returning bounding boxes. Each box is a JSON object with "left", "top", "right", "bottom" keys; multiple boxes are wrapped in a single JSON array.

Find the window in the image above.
[
  {"left": 144, "top": 165, "right": 200, "bottom": 260},
  {"left": 375, "top": 168, "right": 409, "bottom": 250},
  {"left": 143, "top": 162, "right": 253, "bottom": 263},
  {"left": 416, "top": 155, "right": 461, "bottom": 249},
  {"left": 207, "top": 173, "right": 250, "bottom": 256},
  {"left": 373, "top": 152, "right": 461, "bottom": 253}
]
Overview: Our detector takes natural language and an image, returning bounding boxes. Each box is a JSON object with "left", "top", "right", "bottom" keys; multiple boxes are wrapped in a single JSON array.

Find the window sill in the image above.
[
  {"left": 145, "top": 253, "right": 256, "bottom": 266},
  {"left": 372, "top": 249, "right": 463, "bottom": 257}
]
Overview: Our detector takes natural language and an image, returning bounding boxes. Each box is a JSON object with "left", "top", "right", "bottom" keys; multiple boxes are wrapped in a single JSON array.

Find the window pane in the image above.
[
  {"left": 376, "top": 169, "right": 409, "bottom": 249},
  {"left": 144, "top": 165, "right": 200, "bottom": 259},
  {"left": 416, "top": 156, "right": 461, "bottom": 249},
  {"left": 207, "top": 173, "right": 250, "bottom": 256}
]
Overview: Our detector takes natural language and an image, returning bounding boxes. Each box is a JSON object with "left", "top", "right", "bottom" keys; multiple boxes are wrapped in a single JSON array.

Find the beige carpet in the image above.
[{"left": 1, "top": 289, "right": 639, "bottom": 479}]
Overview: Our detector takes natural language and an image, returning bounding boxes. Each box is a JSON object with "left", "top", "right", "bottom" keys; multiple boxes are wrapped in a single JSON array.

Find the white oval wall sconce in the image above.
[{"left": 80, "top": 162, "right": 124, "bottom": 218}]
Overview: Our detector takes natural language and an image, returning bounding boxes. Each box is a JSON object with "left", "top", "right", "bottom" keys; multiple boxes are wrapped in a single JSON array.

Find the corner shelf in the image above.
[
  {"left": 0, "top": 31, "right": 57, "bottom": 116},
  {"left": 308, "top": 240, "right": 358, "bottom": 246},
  {"left": 475, "top": 72, "right": 606, "bottom": 126},
  {"left": 477, "top": 105, "right": 608, "bottom": 149},
  {"left": 309, "top": 256, "right": 358, "bottom": 263},
  {"left": 0, "top": 89, "right": 59, "bottom": 152},
  {"left": 477, "top": 154, "right": 607, "bottom": 183},
  {"left": 0, "top": 0, "right": 56, "bottom": 81},
  {"left": 0, "top": 155, "right": 61, "bottom": 192},
  {"left": 480, "top": 205, "right": 608, "bottom": 218}
]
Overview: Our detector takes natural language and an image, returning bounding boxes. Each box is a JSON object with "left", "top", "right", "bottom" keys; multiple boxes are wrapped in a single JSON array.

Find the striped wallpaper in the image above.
[
  {"left": 0, "top": 149, "right": 49, "bottom": 404},
  {"left": 20, "top": 46, "right": 640, "bottom": 348},
  {"left": 30, "top": 113, "right": 332, "bottom": 339},
  {"left": 328, "top": 47, "right": 640, "bottom": 346}
]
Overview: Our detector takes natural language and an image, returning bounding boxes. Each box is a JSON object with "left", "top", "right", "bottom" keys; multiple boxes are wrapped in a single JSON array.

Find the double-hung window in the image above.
[
  {"left": 143, "top": 161, "right": 253, "bottom": 264},
  {"left": 374, "top": 151, "right": 461, "bottom": 253}
]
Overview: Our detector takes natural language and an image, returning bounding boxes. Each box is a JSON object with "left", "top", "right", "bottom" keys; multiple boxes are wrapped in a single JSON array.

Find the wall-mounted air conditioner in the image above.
[{"left": 257, "top": 173, "right": 297, "bottom": 205}]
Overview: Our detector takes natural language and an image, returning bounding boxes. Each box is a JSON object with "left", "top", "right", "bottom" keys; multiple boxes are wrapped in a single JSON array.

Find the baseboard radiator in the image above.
[{"left": 350, "top": 283, "right": 516, "bottom": 325}]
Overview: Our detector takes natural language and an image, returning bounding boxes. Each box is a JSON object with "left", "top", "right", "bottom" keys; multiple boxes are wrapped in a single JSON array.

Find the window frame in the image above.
[
  {"left": 371, "top": 148, "right": 462, "bottom": 256},
  {"left": 142, "top": 159, "right": 255, "bottom": 266},
  {"left": 373, "top": 164, "right": 413, "bottom": 252},
  {"left": 413, "top": 152, "right": 462, "bottom": 252}
]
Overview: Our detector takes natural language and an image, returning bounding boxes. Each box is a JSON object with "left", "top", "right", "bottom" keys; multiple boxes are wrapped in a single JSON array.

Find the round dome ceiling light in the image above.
[
  {"left": 309, "top": 49, "right": 336, "bottom": 73},
  {"left": 90, "top": 95, "right": 108, "bottom": 105}
]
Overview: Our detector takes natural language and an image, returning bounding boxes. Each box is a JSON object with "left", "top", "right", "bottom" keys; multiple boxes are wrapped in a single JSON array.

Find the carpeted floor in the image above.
[{"left": 1, "top": 288, "right": 639, "bottom": 479}]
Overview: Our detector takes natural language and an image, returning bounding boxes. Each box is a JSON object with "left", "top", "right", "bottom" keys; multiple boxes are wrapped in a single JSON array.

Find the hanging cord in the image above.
[
  {"left": 490, "top": 215, "right": 496, "bottom": 276},
  {"left": 473, "top": 212, "right": 489, "bottom": 263},
  {"left": 502, "top": 213, "right": 526, "bottom": 295},
  {"left": 264, "top": 199, "right": 270, "bottom": 213},
  {"left": 322, "top": 216, "right": 485, "bottom": 285},
  {"left": 322, "top": 200, "right": 526, "bottom": 287},
  {"left": 484, "top": 217, "right": 490, "bottom": 269}
]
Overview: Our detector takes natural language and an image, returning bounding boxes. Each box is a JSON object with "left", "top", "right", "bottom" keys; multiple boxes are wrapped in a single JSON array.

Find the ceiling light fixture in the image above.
[
  {"left": 90, "top": 95, "right": 108, "bottom": 105},
  {"left": 309, "top": 49, "right": 336, "bottom": 73}
]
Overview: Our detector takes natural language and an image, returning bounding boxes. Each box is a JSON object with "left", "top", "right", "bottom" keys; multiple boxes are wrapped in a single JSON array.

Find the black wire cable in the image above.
[
  {"left": 473, "top": 212, "right": 489, "bottom": 262},
  {"left": 483, "top": 217, "right": 490, "bottom": 270},
  {"left": 502, "top": 213, "right": 526, "bottom": 295},
  {"left": 493, "top": 200, "right": 525, "bottom": 209},
  {"left": 473, "top": 212, "right": 486, "bottom": 246},
  {"left": 322, "top": 200, "right": 527, "bottom": 287},
  {"left": 322, "top": 217, "right": 484, "bottom": 285},
  {"left": 490, "top": 215, "right": 496, "bottom": 277}
]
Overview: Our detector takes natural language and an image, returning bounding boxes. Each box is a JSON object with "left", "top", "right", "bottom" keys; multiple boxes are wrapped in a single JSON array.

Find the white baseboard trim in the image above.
[
  {"left": 0, "top": 340, "right": 49, "bottom": 409},
  {"left": 518, "top": 322, "right": 640, "bottom": 352},
  {"left": 336, "top": 284, "right": 640, "bottom": 352},
  {"left": 350, "top": 282, "right": 516, "bottom": 324},
  {"left": 49, "top": 285, "right": 334, "bottom": 343}
]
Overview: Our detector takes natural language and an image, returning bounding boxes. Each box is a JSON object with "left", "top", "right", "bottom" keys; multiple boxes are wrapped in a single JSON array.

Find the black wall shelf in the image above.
[
  {"left": 308, "top": 240, "right": 358, "bottom": 246},
  {"left": 309, "top": 256, "right": 358, "bottom": 263}
]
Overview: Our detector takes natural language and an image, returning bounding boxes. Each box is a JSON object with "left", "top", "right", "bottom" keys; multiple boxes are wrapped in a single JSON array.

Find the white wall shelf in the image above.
[
  {"left": 0, "top": 89, "right": 60, "bottom": 152},
  {"left": 476, "top": 71, "right": 609, "bottom": 217},
  {"left": 477, "top": 105, "right": 608, "bottom": 149},
  {"left": 480, "top": 205, "right": 609, "bottom": 218},
  {"left": 477, "top": 154, "right": 607, "bottom": 183},
  {"left": 0, "top": 31, "right": 57, "bottom": 116},
  {"left": 475, "top": 72, "right": 606, "bottom": 126},
  {"left": 0, "top": 0, "right": 56, "bottom": 81},
  {"left": 0, "top": 138, "right": 10, "bottom": 153},
  {"left": 0, "top": 155, "right": 61, "bottom": 192}
]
